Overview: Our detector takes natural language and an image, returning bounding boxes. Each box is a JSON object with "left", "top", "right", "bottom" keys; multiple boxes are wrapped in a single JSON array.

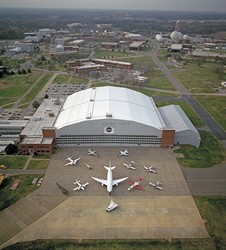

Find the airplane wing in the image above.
[
  {"left": 112, "top": 177, "right": 128, "bottom": 186},
  {"left": 135, "top": 185, "right": 143, "bottom": 190},
  {"left": 91, "top": 176, "right": 108, "bottom": 186},
  {"left": 65, "top": 162, "right": 72, "bottom": 166}
]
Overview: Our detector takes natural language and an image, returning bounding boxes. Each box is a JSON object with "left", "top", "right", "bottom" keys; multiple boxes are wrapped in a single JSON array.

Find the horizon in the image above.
[{"left": 1, "top": 0, "right": 226, "bottom": 13}]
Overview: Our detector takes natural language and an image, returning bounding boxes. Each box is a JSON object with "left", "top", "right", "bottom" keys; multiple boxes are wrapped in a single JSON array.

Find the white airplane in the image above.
[
  {"left": 88, "top": 148, "right": 99, "bottom": 158},
  {"left": 117, "top": 149, "right": 128, "bottom": 157},
  {"left": 73, "top": 180, "right": 89, "bottom": 191},
  {"left": 84, "top": 162, "right": 93, "bottom": 170},
  {"left": 91, "top": 161, "right": 128, "bottom": 195},
  {"left": 106, "top": 199, "right": 118, "bottom": 212},
  {"left": 143, "top": 165, "right": 156, "bottom": 173},
  {"left": 123, "top": 161, "right": 136, "bottom": 170},
  {"left": 149, "top": 180, "right": 163, "bottom": 190},
  {"left": 128, "top": 177, "right": 144, "bottom": 191},
  {"left": 65, "top": 156, "right": 80, "bottom": 166}
]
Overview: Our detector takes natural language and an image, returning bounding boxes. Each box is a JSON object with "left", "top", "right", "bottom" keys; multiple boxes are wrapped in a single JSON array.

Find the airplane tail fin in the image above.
[{"left": 104, "top": 160, "right": 116, "bottom": 171}]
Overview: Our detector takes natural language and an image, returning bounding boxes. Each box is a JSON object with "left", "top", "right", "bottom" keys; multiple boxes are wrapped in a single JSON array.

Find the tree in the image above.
[
  {"left": 32, "top": 100, "right": 41, "bottom": 108},
  {"left": 18, "top": 69, "right": 21, "bottom": 74},
  {"left": 21, "top": 69, "right": 27, "bottom": 74},
  {"left": 28, "top": 68, "right": 31, "bottom": 73},
  {"left": 5, "top": 143, "right": 18, "bottom": 155}
]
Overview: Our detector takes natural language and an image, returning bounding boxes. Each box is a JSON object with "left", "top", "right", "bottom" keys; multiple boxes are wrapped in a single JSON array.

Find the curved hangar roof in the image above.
[{"left": 54, "top": 86, "right": 165, "bottom": 130}]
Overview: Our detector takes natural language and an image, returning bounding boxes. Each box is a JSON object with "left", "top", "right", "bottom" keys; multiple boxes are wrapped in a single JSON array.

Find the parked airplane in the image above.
[
  {"left": 143, "top": 165, "right": 156, "bottom": 173},
  {"left": 149, "top": 180, "right": 163, "bottom": 190},
  {"left": 84, "top": 162, "right": 92, "bottom": 170},
  {"left": 123, "top": 161, "right": 136, "bottom": 170},
  {"left": 73, "top": 180, "right": 89, "bottom": 191},
  {"left": 128, "top": 177, "right": 144, "bottom": 191},
  {"left": 65, "top": 156, "right": 80, "bottom": 166},
  {"left": 117, "top": 149, "right": 128, "bottom": 157},
  {"left": 91, "top": 161, "right": 128, "bottom": 195},
  {"left": 56, "top": 182, "right": 70, "bottom": 195},
  {"left": 88, "top": 148, "right": 99, "bottom": 157},
  {"left": 106, "top": 199, "right": 118, "bottom": 212}
]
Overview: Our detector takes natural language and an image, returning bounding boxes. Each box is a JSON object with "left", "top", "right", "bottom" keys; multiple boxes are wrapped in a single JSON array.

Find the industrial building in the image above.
[{"left": 18, "top": 86, "right": 200, "bottom": 154}]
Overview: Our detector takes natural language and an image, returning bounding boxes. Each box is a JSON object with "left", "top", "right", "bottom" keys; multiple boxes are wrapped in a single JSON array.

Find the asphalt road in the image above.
[
  {"left": 181, "top": 162, "right": 226, "bottom": 195},
  {"left": 183, "top": 95, "right": 226, "bottom": 140}
]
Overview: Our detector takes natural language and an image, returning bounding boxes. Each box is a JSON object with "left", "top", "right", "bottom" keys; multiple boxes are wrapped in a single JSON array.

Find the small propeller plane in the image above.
[
  {"left": 123, "top": 161, "right": 136, "bottom": 170},
  {"left": 73, "top": 180, "right": 89, "bottom": 191},
  {"left": 106, "top": 199, "right": 118, "bottom": 212},
  {"left": 128, "top": 177, "right": 144, "bottom": 191},
  {"left": 143, "top": 165, "right": 156, "bottom": 173},
  {"left": 84, "top": 162, "right": 93, "bottom": 170},
  {"left": 56, "top": 182, "right": 70, "bottom": 195},
  {"left": 149, "top": 180, "right": 163, "bottom": 190},
  {"left": 88, "top": 148, "right": 99, "bottom": 157},
  {"left": 117, "top": 149, "right": 128, "bottom": 157},
  {"left": 65, "top": 156, "right": 80, "bottom": 166},
  {"left": 91, "top": 161, "right": 128, "bottom": 195}
]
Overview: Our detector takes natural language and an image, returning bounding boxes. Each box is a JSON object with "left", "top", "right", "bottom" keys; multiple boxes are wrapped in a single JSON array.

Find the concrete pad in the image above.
[
  {"left": 2, "top": 195, "right": 208, "bottom": 247},
  {"left": 0, "top": 147, "right": 209, "bottom": 248}
]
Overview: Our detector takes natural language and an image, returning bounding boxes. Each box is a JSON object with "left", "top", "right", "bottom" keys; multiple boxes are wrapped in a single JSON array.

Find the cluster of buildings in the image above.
[{"left": 0, "top": 86, "right": 201, "bottom": 155}]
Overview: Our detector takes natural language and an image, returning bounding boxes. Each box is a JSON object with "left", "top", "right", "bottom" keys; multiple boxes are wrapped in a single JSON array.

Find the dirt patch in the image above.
[
  {"left": 175, "top": 153, "right": 184, "bottom": 158},
  {"left": 0, "top": 81, "right": 12, "bottom": 89}
]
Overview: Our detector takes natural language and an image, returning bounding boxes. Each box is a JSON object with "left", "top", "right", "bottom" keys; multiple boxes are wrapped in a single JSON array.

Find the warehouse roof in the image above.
[
  {"left": 54, "top": 86, "right": 165, "bottom": 130},
  {"left": 158, "top": 105, "right": 198, "bottom": 133}
]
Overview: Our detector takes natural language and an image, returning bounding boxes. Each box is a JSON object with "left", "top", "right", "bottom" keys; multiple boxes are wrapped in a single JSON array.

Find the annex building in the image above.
[{"left": 19, "top": 86, "right": 200, "bottom": 154}]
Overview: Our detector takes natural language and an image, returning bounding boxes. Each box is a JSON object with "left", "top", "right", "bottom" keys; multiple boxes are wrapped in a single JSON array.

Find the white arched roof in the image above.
[{"left": 54, "top": 86, "right": 165, "bottom": 130}]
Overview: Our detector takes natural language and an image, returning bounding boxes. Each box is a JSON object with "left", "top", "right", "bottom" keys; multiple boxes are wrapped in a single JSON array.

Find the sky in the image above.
[{"left": 0, "top": 0, "right": 226, "bottom": 12}]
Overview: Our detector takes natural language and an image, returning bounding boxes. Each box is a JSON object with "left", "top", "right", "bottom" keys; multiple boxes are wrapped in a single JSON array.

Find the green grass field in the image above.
[
  {"left": 121, "top": 56, "right": 175, "bottom": 91},
  {"left": 171, "top": 61, "right": 226, "bottom": 93},
  {"left": 20, "top": 72, "right": 53, "bottom": 106},
  {"left": 0, "top": 71, "right": 43, "bottom": 97},
  {"left": 94, "top": 49, "right": 133, "bottom": 59},
  {"left": 0, "top": 174, "right": 42, "bottom": 211},
  {"left": 175, "top": 131, "right": 226, "bottom": 168},
  {"left": 0, "top": 155, "right": 28, "bottom": 169},
  {"left": 27, "top": 160, "right": 49, "bottom": 169},
  {"left": 196, "top": 95, "right": 226, "bottom": 130},
  {"left": 54, "top": 74, "right": 89, "bottom": 84}
]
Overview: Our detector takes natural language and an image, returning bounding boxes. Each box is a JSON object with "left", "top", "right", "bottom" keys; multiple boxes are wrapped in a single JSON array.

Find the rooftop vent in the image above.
[{"left": 106, "top": 113, "right": 112, "bottom": 118}]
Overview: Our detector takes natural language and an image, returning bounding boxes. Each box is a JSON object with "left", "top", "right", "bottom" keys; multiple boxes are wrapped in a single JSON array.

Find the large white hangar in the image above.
[
  {"left": 20, "top": 86, "right": 201, "bottom": 154},
  {"left": 53, "top": 86, "right": 200, "bottom": 148}
]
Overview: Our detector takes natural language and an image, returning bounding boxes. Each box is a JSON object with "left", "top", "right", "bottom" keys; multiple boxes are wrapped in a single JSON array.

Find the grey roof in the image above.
[{"left": 158, "top": 105, "right": 198, "bottom": 133}]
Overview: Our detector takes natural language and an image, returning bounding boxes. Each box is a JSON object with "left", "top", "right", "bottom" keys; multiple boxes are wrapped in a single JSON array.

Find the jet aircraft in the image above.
[
  {"left": 143, "top": 165, "right": 156, "bottom": 173},
  {"left": 56, "top": 182, "right": 70, "bottom": 195},
  {"left": 149, "top": 180, "right": 163, "bottom": 190},
  {"left": 84, "top": 162, "right": 93, "bottom": 170},
  {"left": 128, "top": 177, "right": 144, "bottom": 191},
  {"left": 123, "top": 161, "right": 136, "bottom": 170},
  {"left": 65, "top": 156, "right": 80, "bottom": 166},
  {"left": 106, "top": 199, "right": 118, "bottom": 212},
  {"left": 117, "top": 149, "right": 128, "bottom": 157},
  {"left": 73, "top": 180, "right": 89, "bottom": 191},
  {"left": 91, "top": 161, "right": 128, "bottom": 195},
  {"left": 88, "top": 148, "right": 99, "bottom": 157}
]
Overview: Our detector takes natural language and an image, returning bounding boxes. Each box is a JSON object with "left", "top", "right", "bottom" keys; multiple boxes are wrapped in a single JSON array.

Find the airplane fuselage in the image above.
[{"left": 107, "top": 168, "right": 113, "bottom": 194}]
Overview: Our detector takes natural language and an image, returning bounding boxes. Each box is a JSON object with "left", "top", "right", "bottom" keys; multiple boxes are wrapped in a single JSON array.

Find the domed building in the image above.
[
  {"left": 155, "top": 34, "right": 164, "bottom": 42},
  {"left": 55, "top": 44, "right": 64, "bottom": 52},
  {"left": 170, "top": 31, "right": 183, "bottom": 41}
]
